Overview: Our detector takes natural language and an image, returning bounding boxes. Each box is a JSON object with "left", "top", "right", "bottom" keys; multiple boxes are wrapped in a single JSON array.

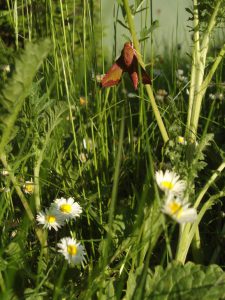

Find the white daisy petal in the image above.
[
  {"left": 162, "top": 193, "right": 197, "bottom": 224},
  {"left": 53, "top": 197, "right": 82, "bottom": 221},
  {"left": 36, "top": 208, "right": 64, "bottom": 231},
  {"left": 57, "top": 237, "right": 86, "bottom": 266},
  {"left": 177, "top": 208, "right": 197, "bottom": 223},
  {"left": 155, "top": 170, "right": 186, "bottom": 195}
]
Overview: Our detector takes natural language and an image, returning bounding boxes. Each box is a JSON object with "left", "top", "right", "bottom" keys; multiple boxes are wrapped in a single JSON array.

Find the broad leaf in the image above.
[{"left": 145, "top": 262, "right": 225, "bottom": 300}]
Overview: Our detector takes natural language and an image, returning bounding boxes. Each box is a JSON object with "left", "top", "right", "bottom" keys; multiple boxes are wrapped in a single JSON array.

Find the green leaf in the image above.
[
  {"left": 0, "top": 39, "right": 51, "bottom": 155},
  {"left": 125, "top": 264, "right": 145, "bottom": 299},
  {"left": 140, "top": 21, "right": 159, "bottom": 40},
  {"left": 145, "top": 262, "right": 225, "bottom": 300},
  {"left": 185, "top": 7, "right": 194, "bottom": 16},
  {"left": 5, "top": 242, "right": 21, "bottom": 257},
  {"left": 24, "top": 288, "right": 47, "bottom": 300},
  {"left": 117, "top": 19, "right": 129, "bottom": 30},
  {"left": 0, "top": 257, "right": 8, "bottom": 271}
]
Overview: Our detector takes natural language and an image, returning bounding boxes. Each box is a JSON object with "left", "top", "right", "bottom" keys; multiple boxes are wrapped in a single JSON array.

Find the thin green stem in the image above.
[
  {"left": 191, "top": 226, "right": 203, "bottom": 263},
  {"left": 103, "top": 104, "right": 125, "bottom": 267},
  {"left": 186, "top": 0, "right": 200, "bottom": 133},
  {"left": 61, "top": 53, "right": 82, "bottom": 177},
  {"left": 176, "top": 161, "right": 225, "bottom": 263},
  {"left": 13, "top": 0, "right": 19, "bottom": 50},
  {"left": 201, "top": 42, "right": 225, "bottom": 93},
  {"left": 0, "top": 153, "right": 44, "bottom": 245},
  {"left": 83, "top": 0, "right": 88, "bottom": 100},
  {"left": 194, "top": 161, "right": 225, "bottom": 209},
  {"left": 176, "top": 192, "right": 225, "bottom": 263},
  {"left": 122, "top": 0, "right": 169, "bottom": 143}
]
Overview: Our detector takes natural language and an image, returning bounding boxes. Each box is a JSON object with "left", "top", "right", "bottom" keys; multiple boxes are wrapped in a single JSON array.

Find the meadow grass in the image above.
[{"left": 0, "top": 0, "right": 225, "bottom": 299}]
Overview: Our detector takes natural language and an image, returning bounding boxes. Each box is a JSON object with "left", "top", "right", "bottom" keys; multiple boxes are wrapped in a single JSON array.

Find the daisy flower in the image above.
[
  {"left": 57, "top": 237, "right": 86, "bottom": 266},
  {"left": 155, "top": 89, "right": 168, "bottom": 102},
  {"left": 177, "top": 136, "right": 187, "bottom": 145},
  {"left": 1, "top": 169, "right": 9, "bottom": 176},
  {"left": 53, "top": 197, "right": 82, "bottom": 221},
  {"left": 79, "top": 152, "right": 88, "bottom": 163},
  {"left": 36, "top": 208, "right": 64, "bottom": 231},
  {"left": 155, "top": 170, "right": 186, "bottom": 195},
  {"left": 1, "top": 64, "right": 10, "bottom": 73},
  {"left": 79, "top": 96, "right": 88, "bottom": 106},
  {"left": 23, "top": 178, "right": 34, "bottom": 194},
  {"left": 162, "top": 193, "right": 197, "bottom": 224}
]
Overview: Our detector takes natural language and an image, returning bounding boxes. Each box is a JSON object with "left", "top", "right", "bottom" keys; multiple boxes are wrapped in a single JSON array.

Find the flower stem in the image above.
[{"left": 176, "top": 191, "right": 225, "bottom": 263}]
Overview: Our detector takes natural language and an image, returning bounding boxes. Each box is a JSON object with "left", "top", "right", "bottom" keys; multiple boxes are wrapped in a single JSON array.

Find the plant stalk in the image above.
[
  {"left": 122, "top": 0, "right": 169, "bottom": 143},
  {"left": 189, "top": 0, "right": 223, "bottom": 140},
  {"left": 186, "top": 0, "right": 200, "bottom": 133}
]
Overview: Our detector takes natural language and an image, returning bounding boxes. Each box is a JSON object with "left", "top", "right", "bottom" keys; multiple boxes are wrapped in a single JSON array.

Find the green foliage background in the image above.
[{"left": 0, "top": 0, "right": 225, "bottom": 299}]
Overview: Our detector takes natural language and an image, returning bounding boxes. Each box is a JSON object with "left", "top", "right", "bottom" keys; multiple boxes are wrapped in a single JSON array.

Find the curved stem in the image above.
[
  {"left": 176, "top": 192, "right": 225, "bottom": 263},
  {"left": 194, "top": 161, "right": 225, "bottom": 209}
]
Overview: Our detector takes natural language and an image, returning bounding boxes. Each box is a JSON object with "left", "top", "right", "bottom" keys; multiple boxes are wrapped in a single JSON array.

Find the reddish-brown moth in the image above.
[{"left": 101, "top": 42, "right": 151, "bottom": 90}]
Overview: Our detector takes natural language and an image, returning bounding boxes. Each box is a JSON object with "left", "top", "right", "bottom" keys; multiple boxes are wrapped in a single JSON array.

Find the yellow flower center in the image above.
[
  {"left": 60, "top": 204, "right": 72, "bottom": 213},
  {"left": 162, "top": 181, "right": 174, "bottom": 190},
  {"left": 169, "top": 201, "right": 183, "bottom": 217},
  {"left": 24, "top": 183, "right": 34, "bottom": 194},
  {"left": 178, "top": 136, "right": 184, "bottom": 143},
  {"left": 46, "top": 215, "right": 56, "bottom": 223},
  {"left": 67, "top": 244, "right": 77, "bottom": 256},
  {"left": 80, "top": 96, "right": 88, "bottom": 106}
]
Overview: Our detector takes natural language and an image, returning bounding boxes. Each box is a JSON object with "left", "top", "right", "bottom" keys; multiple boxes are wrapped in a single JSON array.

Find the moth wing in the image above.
[
  {"left": 129, "top": 70, "right": 139, "bottom": 90},
  {"left": 101, "top": 61, "right": 123, "bottom": 88},
  {"left": 140, "top": 67, "right": 151, "bottom": 85},
  {"left": 132, "top": 56, "right": 151, "bottom": 86},
  {"left": 123, "top": 42, "right": 135, "bottom": 67}
]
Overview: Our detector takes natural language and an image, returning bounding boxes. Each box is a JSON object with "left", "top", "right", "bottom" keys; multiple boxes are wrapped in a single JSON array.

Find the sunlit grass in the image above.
[{"left": 0, "top": 0, "right": 225, "bottom": 299}]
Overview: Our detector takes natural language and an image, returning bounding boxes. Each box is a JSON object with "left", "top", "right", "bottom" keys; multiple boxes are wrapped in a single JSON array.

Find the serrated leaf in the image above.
[
  {"left": 145, "top": 262, "right": 225, "bottom": 300},
  {"left": 4, "top": 242, "right": 24, "bottom": 269},
  {"left": 0, "top": 39, "right": 51, "bottom": 154},
  {"left": 5, "top": 242, "right": 20, "bottom": 256}
]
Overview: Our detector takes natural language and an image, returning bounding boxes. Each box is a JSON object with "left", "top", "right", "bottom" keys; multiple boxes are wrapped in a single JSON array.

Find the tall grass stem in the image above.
[{"left": 122, "top": 0, "right": 169, "bottom": 143}]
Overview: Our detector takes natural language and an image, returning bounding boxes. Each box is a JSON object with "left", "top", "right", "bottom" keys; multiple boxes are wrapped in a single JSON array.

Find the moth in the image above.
[{"left": 101, "top": 42, "right": 151, "bottom": 90}]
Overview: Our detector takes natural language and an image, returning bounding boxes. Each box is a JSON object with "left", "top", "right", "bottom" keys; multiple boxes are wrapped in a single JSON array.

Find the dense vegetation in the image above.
[{"left": 0, "top": 0, "right": 225, "bottom": 299}]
